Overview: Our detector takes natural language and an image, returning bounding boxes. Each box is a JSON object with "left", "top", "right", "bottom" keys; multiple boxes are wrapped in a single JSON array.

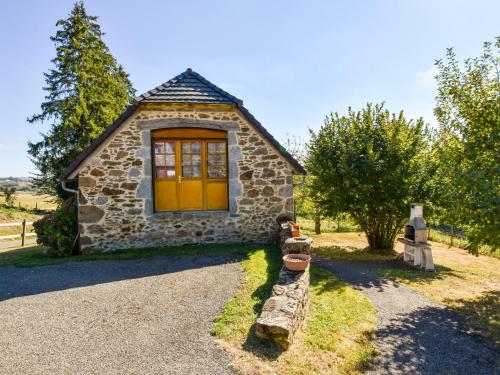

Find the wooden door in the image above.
[
  {"left": 152, "top": 129, "right": 228, "bottom": 212},
  {"left": 180, "top": 141, "right": 204, "bottom": 210},
  {"left": 205, "top": 141, "right": 228, "bottom": 210},
  {"left": 153, "top": 141, "right": 179, "bottom": 211}
]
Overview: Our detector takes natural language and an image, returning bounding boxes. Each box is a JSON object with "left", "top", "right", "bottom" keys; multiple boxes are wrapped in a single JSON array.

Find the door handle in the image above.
[{"left": 178, "top": 175, "right": 182, "bottom": 183}]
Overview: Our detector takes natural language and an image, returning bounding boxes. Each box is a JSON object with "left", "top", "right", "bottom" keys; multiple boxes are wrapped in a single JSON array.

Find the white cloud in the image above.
[{"left": 415, "top": 66, "right": 438, "bottom": 86}]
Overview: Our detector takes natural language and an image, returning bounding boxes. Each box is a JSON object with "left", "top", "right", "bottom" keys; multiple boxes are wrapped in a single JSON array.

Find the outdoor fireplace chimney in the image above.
[{"left": 404, "top": 203, "right": 427, "bottom": 243}]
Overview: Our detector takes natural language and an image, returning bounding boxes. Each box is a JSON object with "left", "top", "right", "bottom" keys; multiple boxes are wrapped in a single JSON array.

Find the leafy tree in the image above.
[
  {"left": 0, "top": 187, "right": 17, "bottom": 207},
  {"left": 28, "top": 2, "right": 135, "bottom": 199},
  {"left": 307, "top": 103, "right": 433, "bottom": 253},
  {"left": 433, "top": 37, "right": 500, "bottom": 253},
  {"left": 282, "top": 135, "right": 326, "bottom": 233}
]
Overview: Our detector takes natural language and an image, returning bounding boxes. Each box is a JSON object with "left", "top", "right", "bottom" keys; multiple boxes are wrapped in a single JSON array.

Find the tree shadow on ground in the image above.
[
  {"left": 0, "top": 253, "right": 243, "bottom": 302},
  {"left": 378, "top": 261, "right": 466, "bottom": 283},
  {"left": 443, "top": 290, "right": 500, "bottom": 347},
  {"left": 372, "top": 303, "right": 500, "bottom": 374}
]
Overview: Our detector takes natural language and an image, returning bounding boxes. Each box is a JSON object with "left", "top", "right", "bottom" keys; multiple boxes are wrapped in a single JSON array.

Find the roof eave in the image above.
[{"left": 236, "top": 104, "right": 307, "bottom": 176}]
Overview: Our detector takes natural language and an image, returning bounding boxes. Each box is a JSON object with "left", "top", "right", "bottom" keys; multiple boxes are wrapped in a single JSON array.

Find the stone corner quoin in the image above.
[{"left": 76, "top": 105, "right": 296, "bottom": 252}]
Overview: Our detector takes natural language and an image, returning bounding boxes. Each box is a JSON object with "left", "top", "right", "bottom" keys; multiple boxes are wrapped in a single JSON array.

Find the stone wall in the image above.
[
  {"left": 75, "top": 103, "right": 296, "bottom": 252},
  {"left": 255, "top": 224, "right": 312, "bottom": 349}
]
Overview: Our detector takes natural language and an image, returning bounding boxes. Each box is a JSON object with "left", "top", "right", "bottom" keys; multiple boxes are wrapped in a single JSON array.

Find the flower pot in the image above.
[
  {"left": 283, "top": 253, "right": 311, "bottom": 272},
  {"left": 287, "top": 221, "right": 301, "bottom": 237}
]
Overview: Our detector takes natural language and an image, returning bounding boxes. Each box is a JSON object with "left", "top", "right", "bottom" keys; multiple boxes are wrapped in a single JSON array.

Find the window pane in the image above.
[
  {"left": 183, "top": 166, "right": 192, "bottom": 177},
  {"left": 155, "top": 155, "right": 165, "bottom": 166},
  {"left": 166, "top": 166, "right": 176, "bottom": 177},
  {"left": 166, "top": 155, "right": 175, "bottom": 166},
  {"left": 191, "top": 142, "right": 200, "bottom": 153},
  {"left": 165, "top": 142, "right": 175, "bottom": 154},
  {"left": 182, "top": 155, "right": 192, "bottom": 166},
  {"left": 182, "top": 142, "right": 190, "bottom": 153},
  {"left": 154, "top": 142, "right": 164, "bottom": 154},
  {"left": 192, "top": 155, "right": 201, "bottom": 165},
  {"left": 156, "top": 167, "right": 167, "bottom": 178},
  {"left": 192, "top": 165, "right": 201, "bottom": 177},
  {"left": 207, "top": 142, "right": 227, "bottom": 178},
  {"left": 208, "top": 154, "right": 224, "bottom": 164},
  {"left": 208, "top": 164, "right": 226, "bottom": 178},
  {"left": 207, "top": 142, "right": 217, "bottom": 153}
]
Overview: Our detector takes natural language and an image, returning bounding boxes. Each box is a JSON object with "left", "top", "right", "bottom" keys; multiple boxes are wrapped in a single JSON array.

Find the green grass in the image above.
[
  {"left": 314, "top": 245, "right": 397, "bottom": 262},
  {"left": 212, "top": 246, "right": 282, "bottom": 342},
  {"left": 0, "top": 243, "right": 263, "bottom": 268},
  {"left": 213, "top": 249, "right": 377, "bottom": 375}
]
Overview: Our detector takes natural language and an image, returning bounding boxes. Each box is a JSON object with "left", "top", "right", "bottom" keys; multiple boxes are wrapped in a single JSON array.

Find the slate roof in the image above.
[
  {"left": 136, "top": 68, "right": 243, "bottom": 105},
  {"left": 61, "top": 69, "right": 306, "bottom": 180}
]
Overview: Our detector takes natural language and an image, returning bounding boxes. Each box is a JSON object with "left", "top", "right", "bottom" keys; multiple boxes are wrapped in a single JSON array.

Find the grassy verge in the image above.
[
  {"left": 213, "top": 248, "right": 377, "bottom": 375},
  {"left": 0, "top": 243, "right": 262, "bottom": 268},
  {"left": 378, "top": 244, "right": 500, "bottom": 347}
]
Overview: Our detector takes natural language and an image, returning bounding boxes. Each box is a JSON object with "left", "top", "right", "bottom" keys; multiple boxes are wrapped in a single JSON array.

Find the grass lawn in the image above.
[{"left": 213, "top": 246, "right": 377, "bottom": 375}]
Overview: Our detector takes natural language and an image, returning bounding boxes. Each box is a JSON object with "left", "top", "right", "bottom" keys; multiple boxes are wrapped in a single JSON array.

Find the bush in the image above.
[{"left": 33, "top": 196, "right": 78, "bottom": 256}]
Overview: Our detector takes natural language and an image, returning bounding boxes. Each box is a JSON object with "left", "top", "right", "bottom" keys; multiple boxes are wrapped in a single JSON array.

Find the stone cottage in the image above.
[{"left": 61, "top": 69, "right": 306, "bottom": 252}]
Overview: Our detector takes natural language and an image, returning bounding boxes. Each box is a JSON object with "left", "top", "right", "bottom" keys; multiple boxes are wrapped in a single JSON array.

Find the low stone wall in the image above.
[{"left": 255, "top": 223, "right": 312, "bottom": 349}]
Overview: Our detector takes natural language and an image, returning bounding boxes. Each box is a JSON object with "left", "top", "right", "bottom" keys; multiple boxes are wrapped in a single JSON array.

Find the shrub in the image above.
[{"left": 33, "top": 196, "right": 78, "bottom": 256}]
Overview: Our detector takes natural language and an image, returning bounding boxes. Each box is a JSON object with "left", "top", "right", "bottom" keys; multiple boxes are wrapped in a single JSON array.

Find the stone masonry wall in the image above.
[{"left": 76, "top": 104, "right": 295, "bottom": 252}]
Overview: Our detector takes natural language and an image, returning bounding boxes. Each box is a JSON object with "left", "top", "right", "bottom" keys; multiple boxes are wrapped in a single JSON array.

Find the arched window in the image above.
[{"left": 152, "top": 128, "right": 228, "bottom": 211}]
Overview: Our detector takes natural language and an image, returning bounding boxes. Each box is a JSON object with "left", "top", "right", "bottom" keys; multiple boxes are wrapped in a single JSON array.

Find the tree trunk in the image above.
[
  {"left": 314, "top": 208, "right": 321, "bottom": 234},
  {"left": 365, "top": 227, "right": 395, "bottom": 253}
]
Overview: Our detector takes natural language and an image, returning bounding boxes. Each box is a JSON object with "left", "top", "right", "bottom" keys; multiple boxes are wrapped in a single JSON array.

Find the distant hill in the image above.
[{"left": 0, "top": 177, "right": 33, "bottom": 191}]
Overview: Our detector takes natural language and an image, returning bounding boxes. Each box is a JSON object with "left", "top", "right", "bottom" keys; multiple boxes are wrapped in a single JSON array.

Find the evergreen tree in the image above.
[{"left": 28, "top": 2, "right": 135, "bottom": 199}]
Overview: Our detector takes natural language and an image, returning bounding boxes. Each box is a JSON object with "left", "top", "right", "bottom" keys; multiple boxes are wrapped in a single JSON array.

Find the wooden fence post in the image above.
[{"left": 21, "top": 219, "right": 26, "bottom": 247}]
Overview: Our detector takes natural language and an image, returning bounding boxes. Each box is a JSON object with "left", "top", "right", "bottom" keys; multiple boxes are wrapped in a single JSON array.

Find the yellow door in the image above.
[
  {"left": 180, "top": 141, "right": 204, "bottom": 210},
  {"left": 152, "top": 130, "right": 228, "bottom": 212},
  {"left": 153, "top": 141, "right": 178, "bottom": 211},
  {"left": 206, "top": 141, "right": 228, "bottom": 210}
]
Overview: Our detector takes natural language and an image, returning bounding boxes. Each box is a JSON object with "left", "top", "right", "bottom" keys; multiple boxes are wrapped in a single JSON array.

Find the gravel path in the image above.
[
  {"left": 313, "top": 257, "right": 499, "bottom": 375},
  {"left": 0, "top": 255, "right": 242, "bottom": 375}
]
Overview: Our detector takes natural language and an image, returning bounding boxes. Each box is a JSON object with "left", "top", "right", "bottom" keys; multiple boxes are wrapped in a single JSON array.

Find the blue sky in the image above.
[{"left": 0, "top": 0, "right": 498, "bottom": 176}]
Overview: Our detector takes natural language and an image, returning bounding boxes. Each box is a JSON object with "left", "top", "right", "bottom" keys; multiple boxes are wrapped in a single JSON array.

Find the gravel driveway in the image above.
[
  {"left": 313, "top": 257, "right": 499, "bottom": 375},
  {"left": 0, "top": 255, "right": 242, "bottom": 375}
]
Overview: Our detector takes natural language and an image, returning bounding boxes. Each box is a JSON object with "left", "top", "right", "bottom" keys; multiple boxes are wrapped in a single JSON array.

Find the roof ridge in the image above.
[
  {"left": 135, "top": 68, "right": 243, "bottom": 105},
  {"left": 134, "top": 70, "right": 190, "bottom": 101},
  {"left": 185, "top": 69, "right": 243, "bottom": 105}
]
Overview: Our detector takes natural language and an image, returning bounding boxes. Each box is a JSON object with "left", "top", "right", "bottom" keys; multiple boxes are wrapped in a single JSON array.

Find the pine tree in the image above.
[{"left": 28, "top": 2, "right": 135, "bottom": 199}]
